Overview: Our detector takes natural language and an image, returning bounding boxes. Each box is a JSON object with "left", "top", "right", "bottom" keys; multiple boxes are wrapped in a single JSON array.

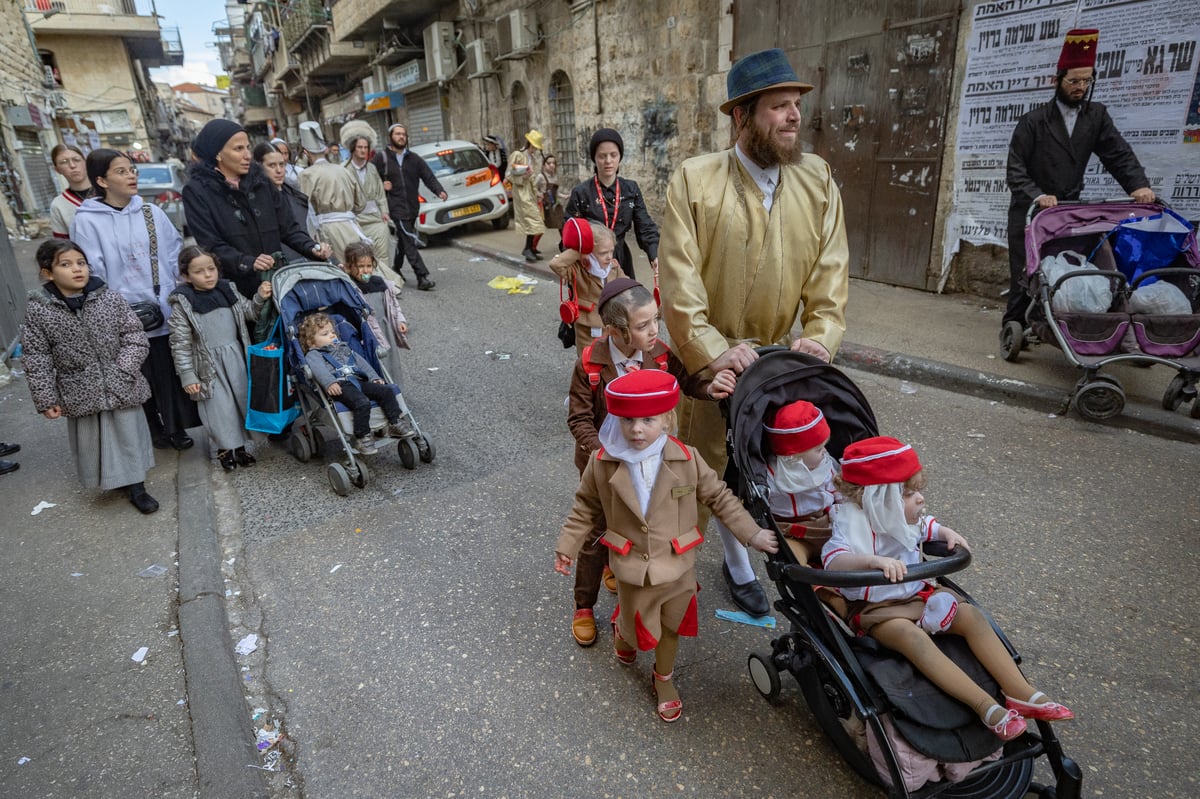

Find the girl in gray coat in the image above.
[
  {"left": 21, "top": 240, "right": 159, "bottom": 513},
  {"left": 168, "top": 246, "right": 270, "bottom": 471}
]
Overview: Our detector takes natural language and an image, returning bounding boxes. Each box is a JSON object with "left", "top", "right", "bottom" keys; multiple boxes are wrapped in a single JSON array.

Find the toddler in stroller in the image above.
[
  {"left": 299, "top": 312, "right": 409, "bottom": 456},
  {"left": 822, "top": 436, "right": 1073, "bottom": 741},
  {"left": 729, "top": 349, "right": 1082, "bottom": 798}
]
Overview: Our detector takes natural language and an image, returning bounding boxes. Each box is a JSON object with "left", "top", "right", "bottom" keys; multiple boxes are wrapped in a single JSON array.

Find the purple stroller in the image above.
[{"left": 999, "top": 201, "right": 1200, "bottom": 420}]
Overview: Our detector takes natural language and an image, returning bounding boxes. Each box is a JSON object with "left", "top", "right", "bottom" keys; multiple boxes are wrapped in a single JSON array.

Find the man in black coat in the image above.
[
  {"left": 1004, "top": 28, "right": 1154, "bottom": 332},
  {"left": 371, "top": 124, "right": 446, "bottom": 291}
]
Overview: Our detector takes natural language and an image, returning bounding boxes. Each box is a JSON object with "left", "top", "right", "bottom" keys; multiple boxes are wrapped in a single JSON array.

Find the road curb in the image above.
[
  {"left": 451, "top": 237, "right": 1199, "bottom": 444},
  {"left": 177, "top": 435, "right": 268, "bottom": 799}
]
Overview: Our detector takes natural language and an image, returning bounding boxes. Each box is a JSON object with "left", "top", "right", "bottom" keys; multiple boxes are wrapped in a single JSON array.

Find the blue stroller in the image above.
[{"left": 272, "top": 262, "right": 434, "bottom": 495}]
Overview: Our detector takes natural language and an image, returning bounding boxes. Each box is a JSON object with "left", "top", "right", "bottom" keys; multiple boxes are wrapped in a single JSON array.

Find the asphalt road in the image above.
[{"left": 217, "top": 245, "right": 1199, "bottom": 798}]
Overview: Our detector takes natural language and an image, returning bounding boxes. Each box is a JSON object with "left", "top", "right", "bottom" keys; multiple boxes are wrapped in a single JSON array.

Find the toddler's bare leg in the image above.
[
  {"left": 871, "top": 618, "right": 997, "bottom": 719},
  {"left": 950, "top": 604, "right": 1038, "bottom": 703}
]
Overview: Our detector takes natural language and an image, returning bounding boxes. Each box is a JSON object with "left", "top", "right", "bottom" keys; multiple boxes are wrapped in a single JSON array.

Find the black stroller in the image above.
[{"left": 726, "top": 349, "right": 1081, "bottom": 799}]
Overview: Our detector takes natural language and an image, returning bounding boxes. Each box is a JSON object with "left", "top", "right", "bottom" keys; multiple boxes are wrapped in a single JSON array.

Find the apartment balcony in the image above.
[
  {"left": 160, "top": 26, "right": 184, "bottom": 67},
  {"left": 293, "top": 30, "right": 371, "bottom": 98},
  {"left": 281, "top": 0, "right": 329, "bottom": 53},
  {"left": 332, "top": 0, "right": 456, "bottom": 42},
  {"left": 250, "top": 36, "right": 271, "bottom": 78},
  {"left": 24, "top": 0, "right": 164, "bottom": 61},
  {"left": 271, "top": 39, "right": 302, "bottom": 94}
]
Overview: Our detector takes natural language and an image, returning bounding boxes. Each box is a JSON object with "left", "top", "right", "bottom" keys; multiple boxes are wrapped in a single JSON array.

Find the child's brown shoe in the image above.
[
  {"left": 571, "top": 609, "right": 597, "bottom": 647},
  {"left": 602, "top": 565, "right": 618, "bottom": 594}
]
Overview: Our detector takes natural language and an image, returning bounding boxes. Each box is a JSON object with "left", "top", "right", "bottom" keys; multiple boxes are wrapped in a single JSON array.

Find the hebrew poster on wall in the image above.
[{"left": 943, "top": 0, "right": 1200, "bottom": 279}]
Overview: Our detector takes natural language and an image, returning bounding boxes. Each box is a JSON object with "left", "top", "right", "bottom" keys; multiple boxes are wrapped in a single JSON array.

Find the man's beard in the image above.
[
  {"left": 741, "top": 119, "right": 804, "bottom": 167},
  {"left": 1056, "top": 83, "right": 1085, "bottom": 108}
]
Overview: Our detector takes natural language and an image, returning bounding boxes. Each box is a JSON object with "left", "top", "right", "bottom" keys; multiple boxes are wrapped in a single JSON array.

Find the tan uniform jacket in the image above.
[
  {"left": 556, "top": 439, "right": 762, "bottom": 587},
  {"left": 658, "top": 149, "right": 850, "bottom": 474},
  {"left": 300, "top": 160, "right": 367, "bottom": 263}
]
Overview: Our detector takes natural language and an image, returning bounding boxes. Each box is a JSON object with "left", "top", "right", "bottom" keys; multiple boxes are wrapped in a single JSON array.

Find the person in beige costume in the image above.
[
  {"left": 297, "top": 122, "right": 369, "bottom": 266},
  {"left": 340, "top": 120, "right": 401, "bottom": 286},
  {"left": 658, "top": 48, "right": 850, "bottom": 617}
]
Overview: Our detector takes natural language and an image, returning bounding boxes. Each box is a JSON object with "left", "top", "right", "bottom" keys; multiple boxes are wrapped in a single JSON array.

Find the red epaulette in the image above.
[
  {"left": 595, "top": 447, "right": 606, "bottom": 460},
  {"left": 668, "top": 436, "right": 692, "bottom": 460}
]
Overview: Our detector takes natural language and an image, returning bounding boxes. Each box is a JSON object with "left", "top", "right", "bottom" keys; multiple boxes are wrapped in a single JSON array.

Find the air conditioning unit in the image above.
[
  {"left": 42, "top": 65, "right": 57, "bottom": 88},
  {"left": 496, "top": 9, "right": 537, "bottom": 58},
  {"left": 465, "top": 39, "right": 495, "bottom": 78},
  {"left": 423, "top": 21, "right": 457, "bottom": 82}
]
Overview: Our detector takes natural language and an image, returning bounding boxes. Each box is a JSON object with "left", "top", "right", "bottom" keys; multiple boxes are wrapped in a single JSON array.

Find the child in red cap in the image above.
[
  {"left": 555, "top": 370, "right": 778, "bottom": 723},
  {"left": 822, "top": 436, "right": 1073, "bottom": 741},
  {"left": 564, "top": 278, "right": 736, "bottom": 648},
  {"left": 764, "top": 400, "right": 840, "bottom": 563},
  {"left": 550, "top": 218, "right": 620, "bottom": 353}
]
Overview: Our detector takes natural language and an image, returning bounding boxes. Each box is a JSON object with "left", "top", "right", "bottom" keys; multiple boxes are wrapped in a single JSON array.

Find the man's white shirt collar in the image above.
[{"left": 735, "top": 143, "right": 780, "bottom": 211}]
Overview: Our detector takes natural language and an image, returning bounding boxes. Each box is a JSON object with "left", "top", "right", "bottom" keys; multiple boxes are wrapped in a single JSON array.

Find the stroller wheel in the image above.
[
  {"left": 999, "top": 321, "right": 1024, "bottom": 362},
  {"left": 397, "top": 437, "right": 418, "bottom": 470},
  {"left": 327, "top": 463, "right": 352, "bottom": 496},
  {"left": 1072, "top": 378, "right": 1125, "bottom": 421},
  {"left": 350, "top": 459, "right": 370, "bottom": 488},
  {"left": 289, "top": 429, "right": 312, "bottom": 463},
  {"left": 748, "top": 652, "right": 782, "bottom": 703},
  {"left": 417, "top": 433, "right": 435, "bottom": 464},
  {"left": 1162, "top": 374, "right": 1189, "bottom": 411}
]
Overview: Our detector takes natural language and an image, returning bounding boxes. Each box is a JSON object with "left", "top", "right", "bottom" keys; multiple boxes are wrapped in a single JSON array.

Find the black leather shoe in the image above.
[
  {"left": 417, "top": 278, "right": 436, "bottom": 291},
  {"left": 169, "top": 433, "right": 194, "bottom": 450},
  {"left": 0, "top": 459, "right": 18, "bottom": 475},
  {"left": 0, "top": 442, "right": 19, "bottom": 457},
  {"left": 128, "top": 485, "right": 159, "bottom": 515},
  {"left": 522, "top": 248, "right": 537, "bottom": 262},
  {"left": 722, "top": 563, "right": 770, "bottom": 616}
]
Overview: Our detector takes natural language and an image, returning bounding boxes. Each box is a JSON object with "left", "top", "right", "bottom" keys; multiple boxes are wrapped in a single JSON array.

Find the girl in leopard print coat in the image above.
[{"left": 21, "top": 239, "right": 160, "bottom": 513}]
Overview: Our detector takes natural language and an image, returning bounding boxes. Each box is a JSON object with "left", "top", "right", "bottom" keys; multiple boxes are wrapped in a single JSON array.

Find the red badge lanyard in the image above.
[{"left": 593, "top": 176, "right": 620, "bottom": 230}]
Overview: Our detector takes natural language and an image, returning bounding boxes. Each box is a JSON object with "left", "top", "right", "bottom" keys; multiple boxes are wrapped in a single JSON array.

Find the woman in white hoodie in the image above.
[{"left": 72, "top": 149, "right": 198, "bottom": 451}]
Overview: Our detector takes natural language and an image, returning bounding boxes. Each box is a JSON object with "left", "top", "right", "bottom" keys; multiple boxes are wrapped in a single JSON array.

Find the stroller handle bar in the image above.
[
  {"left": 780, "top": 540, "right": 971, "bottom": 588},
  {"left": 1025, "top": 197, "right": 1167, "bottom": 224}
]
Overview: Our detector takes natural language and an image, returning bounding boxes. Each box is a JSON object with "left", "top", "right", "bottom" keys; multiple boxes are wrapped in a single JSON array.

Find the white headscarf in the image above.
[
  {"left": 599, "top": 415, "right": 667, "bottom": 516},
  {"left": 772, "top": 450, "right": 834, "bottom": 494}
]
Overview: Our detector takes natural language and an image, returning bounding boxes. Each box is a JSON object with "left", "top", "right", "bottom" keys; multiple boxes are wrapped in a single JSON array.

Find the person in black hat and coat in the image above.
[
  {"left": 183, "top": 119, "right": 331, "bottom": 299},
  {"left": 565, "top": 128, "right": 659, "bottom": 281}
]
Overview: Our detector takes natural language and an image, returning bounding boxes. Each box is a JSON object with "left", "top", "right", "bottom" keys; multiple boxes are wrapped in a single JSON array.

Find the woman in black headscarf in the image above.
[
  {"left": 183, "top": 120, "right": 330, "bottom": 299},
  {"left": 564, "top": 128, "right": 659, "bottom": 280}
]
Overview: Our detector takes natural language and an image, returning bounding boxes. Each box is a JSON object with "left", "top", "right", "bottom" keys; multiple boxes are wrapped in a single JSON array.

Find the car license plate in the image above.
[{"left": 450, "top": 204, "right": 482, "bottom": 219}]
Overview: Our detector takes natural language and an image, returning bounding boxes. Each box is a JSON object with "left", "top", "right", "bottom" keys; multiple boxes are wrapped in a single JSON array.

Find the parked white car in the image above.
[
  {"left": 136, "top": 161, "right": 188, "bottom": 234},
  {"left": 409, "top": 140, "right": 511, "bottom": 236}
]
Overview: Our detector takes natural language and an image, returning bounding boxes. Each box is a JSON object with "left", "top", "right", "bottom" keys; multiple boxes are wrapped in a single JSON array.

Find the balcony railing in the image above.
[
  {"left": 160, "top": 26, "right": 183, "bottom": 66},
  {"left": 24, "top": 0, "right": 155, "bottom": 15},
  {"left": 281, "top": 0, "right": 329, "bottom": 53}
]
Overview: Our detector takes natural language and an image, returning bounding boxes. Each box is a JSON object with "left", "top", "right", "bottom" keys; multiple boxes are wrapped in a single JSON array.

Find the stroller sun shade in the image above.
[{"left": 726, "top": 349, "right": 878, "bottom": 493}]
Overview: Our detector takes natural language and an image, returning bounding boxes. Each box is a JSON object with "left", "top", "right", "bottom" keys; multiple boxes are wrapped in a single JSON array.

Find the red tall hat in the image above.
[
  {"left": 1058, "top": 29, "right": 1099, "bottom": 71},
  {"left": 605, "top": 370, "right": 680, "bottom": 418},
  {"left": 766, "top": 401, "right": 830, "bottom": 456}
]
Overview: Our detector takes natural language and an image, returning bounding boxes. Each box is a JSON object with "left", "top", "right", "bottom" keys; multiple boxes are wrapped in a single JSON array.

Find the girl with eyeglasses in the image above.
[
  {"left": 49, "top": 144, "right": 91, "bottom": 239},
  {"left": 71, "top": 148, "right": 199, "bottom": 452}
]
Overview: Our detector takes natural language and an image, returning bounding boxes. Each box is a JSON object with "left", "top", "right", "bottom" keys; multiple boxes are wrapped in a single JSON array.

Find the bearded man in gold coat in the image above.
[{"left": 659, "top": 48, "right": 850, "bottom": 616}]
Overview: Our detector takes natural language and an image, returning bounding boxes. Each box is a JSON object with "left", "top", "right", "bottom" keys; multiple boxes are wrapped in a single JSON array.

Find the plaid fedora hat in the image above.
[{"left": 720, "top": 48, "right": 814, "bottom": 115}]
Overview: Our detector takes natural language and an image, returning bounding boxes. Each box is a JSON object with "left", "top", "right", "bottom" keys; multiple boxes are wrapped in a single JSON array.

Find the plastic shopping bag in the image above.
[
  {"left": 245, "top": 318, "right": 300, "bottom": 434},
  {"left": 1041, "top": 250, "right": 1113, "bottom": 314}
]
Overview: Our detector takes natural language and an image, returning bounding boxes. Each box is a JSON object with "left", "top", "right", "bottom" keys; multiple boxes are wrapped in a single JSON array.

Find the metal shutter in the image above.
[
  {"left": 16, "top": 130, "right": 56, "bottom": 212},
  {"left": 403, "top": 87, "right": 446, "bottom": 146}
]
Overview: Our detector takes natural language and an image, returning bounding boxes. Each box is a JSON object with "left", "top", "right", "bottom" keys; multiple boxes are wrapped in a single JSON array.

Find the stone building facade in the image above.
[{"left": 0, "top": 0, "right": 60, "bottom": 235}]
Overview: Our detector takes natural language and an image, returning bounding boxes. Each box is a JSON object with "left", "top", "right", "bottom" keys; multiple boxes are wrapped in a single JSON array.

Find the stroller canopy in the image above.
[{"left": 727, "top": 349, "right": 878, "bottom": 493}]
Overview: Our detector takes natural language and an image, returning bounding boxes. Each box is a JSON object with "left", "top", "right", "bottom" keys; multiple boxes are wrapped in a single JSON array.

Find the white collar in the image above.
[
  {"left": 607, "top": 338, "right": 642, "bottom": 373},
  {"left": 735, "top": 143, "right": 780, "bottom": 199},
  {"left": 1055, "top": 100, "right": 1080, "bottom": 118}
]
